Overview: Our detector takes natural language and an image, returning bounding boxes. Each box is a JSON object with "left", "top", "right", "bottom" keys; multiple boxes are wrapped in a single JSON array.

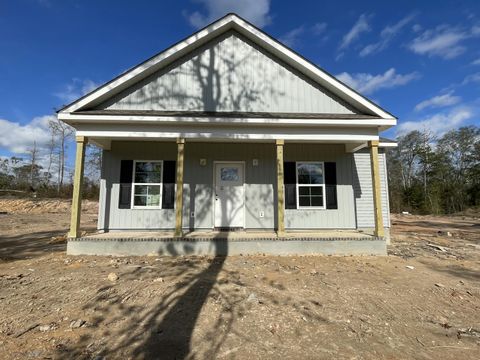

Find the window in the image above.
[
  {"left": 220, "top": 167, "right": 239, "bottom": 181},
  {"left": 296, "top": 162, "right": 325, "bottom": 209},
  {"left": 131, "top": 161, "right": 163, "bottom": 208}
]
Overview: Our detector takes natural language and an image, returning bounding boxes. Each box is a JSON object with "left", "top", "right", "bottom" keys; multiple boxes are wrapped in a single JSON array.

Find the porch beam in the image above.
[
  {"left": 174, "top": 138, "right": 185, "bottom": 237},
  {"left": 68, "top": 136, "right": 88, "bottom": 238},
  {"left": 276, "top": 139, "right": 285, "bottom": 237},
  {"left": 368, "top": 140, "right": 385, "bottom": 238}
]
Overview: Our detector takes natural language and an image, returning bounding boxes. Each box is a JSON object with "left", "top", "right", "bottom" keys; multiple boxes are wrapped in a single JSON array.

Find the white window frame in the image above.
[
  {"left": 296, "top": 161, "right": 326, "bottom": 210},
  {"left": 131, "top": 160, "right": 163, "bottom": 209}
]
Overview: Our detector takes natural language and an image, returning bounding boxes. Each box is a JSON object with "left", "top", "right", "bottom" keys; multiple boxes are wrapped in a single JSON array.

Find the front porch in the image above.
[
  {"left": 65, "top": 136, "right": 391, "bottom": 256},
  {"left": 68, "top": 229, "right": 386, "bottom": 256}
]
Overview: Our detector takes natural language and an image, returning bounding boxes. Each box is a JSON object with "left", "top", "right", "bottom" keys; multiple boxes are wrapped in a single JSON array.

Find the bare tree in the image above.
[
  {"left": 27, "top": 141, "right": 38, "bottom": 188},
  {"left": 48, "top": 117, "right": 74, "bottom": 193}
]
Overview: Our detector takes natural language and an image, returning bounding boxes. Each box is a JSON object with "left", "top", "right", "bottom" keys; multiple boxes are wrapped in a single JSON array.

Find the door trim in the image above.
[{"left": 212, "top": 161, "right": 246, "bottom": 230}]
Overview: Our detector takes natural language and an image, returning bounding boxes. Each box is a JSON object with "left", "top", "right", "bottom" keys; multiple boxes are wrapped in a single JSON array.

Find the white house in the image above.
[{"left": 58, "top": 14, "right": 397, "bottom": 256}]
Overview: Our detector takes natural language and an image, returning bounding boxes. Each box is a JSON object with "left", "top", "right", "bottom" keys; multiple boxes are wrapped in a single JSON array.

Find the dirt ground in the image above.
[{"left": 0, "top": 199, "right": 479, "bottom": 359}]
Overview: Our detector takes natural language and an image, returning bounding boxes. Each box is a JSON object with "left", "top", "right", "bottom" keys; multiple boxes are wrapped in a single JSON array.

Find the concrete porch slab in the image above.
[{"left": 68, "top": 230, "right": 386, "bottom": 256}]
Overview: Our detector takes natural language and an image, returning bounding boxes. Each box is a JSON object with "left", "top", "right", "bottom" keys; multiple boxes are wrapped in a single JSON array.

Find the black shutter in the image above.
[
  {"left": 284, "top": 162, "right": 297, "bottom": 209},
  {"left": 119, "top": 160, "right": 133, "bottom": 209},
  {"left": 324, "top": 162, "right": 338, "bottom": 209},
  {"left": 162, "top": 160, "right": 176, "bottom": 209}
]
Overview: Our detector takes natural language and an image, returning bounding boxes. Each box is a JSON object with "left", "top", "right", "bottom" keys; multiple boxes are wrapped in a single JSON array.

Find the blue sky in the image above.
[{"left": 1, "top": 0, "right": 479, "bottom": 172}]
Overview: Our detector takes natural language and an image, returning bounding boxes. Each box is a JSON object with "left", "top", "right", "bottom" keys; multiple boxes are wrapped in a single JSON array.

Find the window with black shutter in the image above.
[
  {"left": 324, "top": 162, "right": 338, "bottom": 209},
  {"left": 296, "top": 162, "right": 325, "bottom": 209},
  {"left": 118, "top": 160, "right": 133, "bottom": 209},
  {"left": 162, "top": 160, "right": 176, "bottom": 209},
  {"left": 284, "top": 162, "right": 297, "bottom": 209}
]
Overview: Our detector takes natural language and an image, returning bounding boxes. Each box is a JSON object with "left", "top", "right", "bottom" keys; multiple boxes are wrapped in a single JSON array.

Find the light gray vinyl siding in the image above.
[
  {"left": 99, "top": 141, "right": 276, "bottom": 230},
  {"left": 98, "top": 141, "right": 388, "bottom": 231},
  {"left": 96, "top": 30, "right": 359, "bottom": 114},
  {"left": 284, "top": 144, "right": 356, "bottom": 229},
  {"left": 352, "top": 149, "right": 390, "bottom": 228},
  {"left": 99, "top": 142, "right": 177, "bottom": 230}
]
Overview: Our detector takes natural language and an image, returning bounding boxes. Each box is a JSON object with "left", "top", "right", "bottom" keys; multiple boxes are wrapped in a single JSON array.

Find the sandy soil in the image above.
[{"left": 0, "top": 199, "right": 479, "bottom": 359}]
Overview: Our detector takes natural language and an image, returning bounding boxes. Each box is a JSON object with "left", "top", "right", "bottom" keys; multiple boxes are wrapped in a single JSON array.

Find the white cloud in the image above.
[
  {"left": 280, "top": 26, "right": 305, "bottom": 47},
  {"left": 360, "top": 13, "right": 416, "bottom": 57},
  {"left": 462, "top": 72, "right": 480, "bottom": 84},
  {"left": 0, "top": 115, "right": 53, "bottom": 154},
  {"left": 397, "top": 107, "right": 473, "bottom": 136},
  {"left": 312, "top": 22, "right": 327, "bottom": 36},
  {"left": 339, "top": 14, "right": 371, "bottom": 50},
  {"left": 186, "top": 0, "right": 271, "bottom": 28},
  {"left": 336, "top": 68, "right": 419, "bottom": 95},
  {"left": 414, "top": 91, "right": 461, "bottom": 111},
  {"left": 472, "top": 58, "right": 480, "bottom": 65},
  {"left": 409, "top": 24, "right": 480, "bottom": 59},
  {"left": 412, "top": 24, "right": 422, "bottom": 32},
  {"left": 54, "top": 78, "right": 98, "bottom": 104}
]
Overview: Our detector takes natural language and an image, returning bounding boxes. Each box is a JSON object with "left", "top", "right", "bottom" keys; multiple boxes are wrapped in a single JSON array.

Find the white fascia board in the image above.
[
  {"left": 379, "top": 141, "right": 398, "bottom": 147},
  {"left": 59, "top": 14, "right": 395, "bottom": 120},
  {"left": 76, "top": 130, "right": 379, "bottom": 142},
  {"left": 58, "top": 113, "right": 396, "bottom": 128}
]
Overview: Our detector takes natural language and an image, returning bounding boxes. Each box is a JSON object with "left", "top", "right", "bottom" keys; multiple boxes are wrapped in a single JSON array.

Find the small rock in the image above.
[
  {"left": 107, "top": 272, "right": 118, "bottom": 282},
  {"left": 405, "top": 266, "right": 415, "bottom": 270},
  {"left": 446, "top": 232, "right": 453, "bottom": 237},
  {"left": 70, "top": 319, "right": 86, "bottom": 329},
  {"left": 435, "top": 283, "right": 445, "bottom": 288},
  {"left": 153, "top": 277, "right": 164, "bottom": 283},
  {"left": 39, "top": 324, "right": 52, "bottom": 332},
  {"left": 310, "top": 270, "right": 318, "bottom": 275},
  {"left": 246, "top": 293, "right": 259, "bottom": 303}
]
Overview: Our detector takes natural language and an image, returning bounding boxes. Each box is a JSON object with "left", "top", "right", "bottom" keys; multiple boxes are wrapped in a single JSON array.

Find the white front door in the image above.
[{"left": 214, "top": 162, "right": 245, "bottom": 228}]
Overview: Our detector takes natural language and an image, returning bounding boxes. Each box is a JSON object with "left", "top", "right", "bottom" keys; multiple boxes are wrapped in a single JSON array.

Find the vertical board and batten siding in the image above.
[
  {"left": 98, "top": 141, "right": 276, "bottom": 230},
  {"left": 284, "top": 144, "right": 356, "bottom": 229},
  {"left": 97, "top": 141, "right": 389, "bottom": 231},
  {"left": 352, "top": 149, "right": 390, "bottom": 228},
  {"left": 184, "top": 142, "right": 276, "bottom": 229},
  {"left": 95, "top": 30, "right": 359, "bottom": 114}
]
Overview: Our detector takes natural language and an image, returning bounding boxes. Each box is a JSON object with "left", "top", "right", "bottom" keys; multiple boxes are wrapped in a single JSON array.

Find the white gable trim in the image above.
[{"left": 59, "top": 14, "right": 395, "bottom": 119}]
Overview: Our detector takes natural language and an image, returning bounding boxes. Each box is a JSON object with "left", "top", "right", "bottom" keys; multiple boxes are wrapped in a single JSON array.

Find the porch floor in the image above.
[
  {"left": 69, "top": 230, "right": 385, "bottom": 256},
  {"left": 82, "top": 229, "right": 376, "bottom": 241}
]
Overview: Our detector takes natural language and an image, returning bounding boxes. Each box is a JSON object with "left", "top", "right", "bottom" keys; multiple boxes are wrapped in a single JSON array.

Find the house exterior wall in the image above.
[
  {"left": 95, "top": 30, "right": 359, "bottom": 114},
  {"left": 352, "top": 149, "right": 390, "bottom": 228},
  {"left": 98, "top": 141, "right": 390, "bottom": 231}
]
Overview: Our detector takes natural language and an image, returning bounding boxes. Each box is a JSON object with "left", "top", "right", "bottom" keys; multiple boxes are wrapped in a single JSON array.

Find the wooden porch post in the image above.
[
  {"left": 174, "top": 138, "right": 185, "bottom": 237},
  {"left": 368, "top": 140, "right": 385, "bottom": 238},
  {"left": 276, "top": 139, "right": 285, "bottom": 237},
  {"left": 68, "top": 136, "right": 88, "bottom": 238}
]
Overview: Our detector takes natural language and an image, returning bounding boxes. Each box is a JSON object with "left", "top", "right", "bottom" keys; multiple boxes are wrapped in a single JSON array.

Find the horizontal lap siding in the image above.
[
  {"left": 284, "top": 144, "right": 356, "bottom": 229},
  {"left": 352, "top": 149, "right": 390, "bottom": 228}
]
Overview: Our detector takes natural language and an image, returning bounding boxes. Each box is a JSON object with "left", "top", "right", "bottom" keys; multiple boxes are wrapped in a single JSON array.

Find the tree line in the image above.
[
  {"left": 0, "top": 117, "right": 101, "bottom": 199},
  {"left": 1, "top": 118, "right": 478, "bottom": 214},
  {"left": 387, "top": 125, "right": 480, "bottom": 214}
]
